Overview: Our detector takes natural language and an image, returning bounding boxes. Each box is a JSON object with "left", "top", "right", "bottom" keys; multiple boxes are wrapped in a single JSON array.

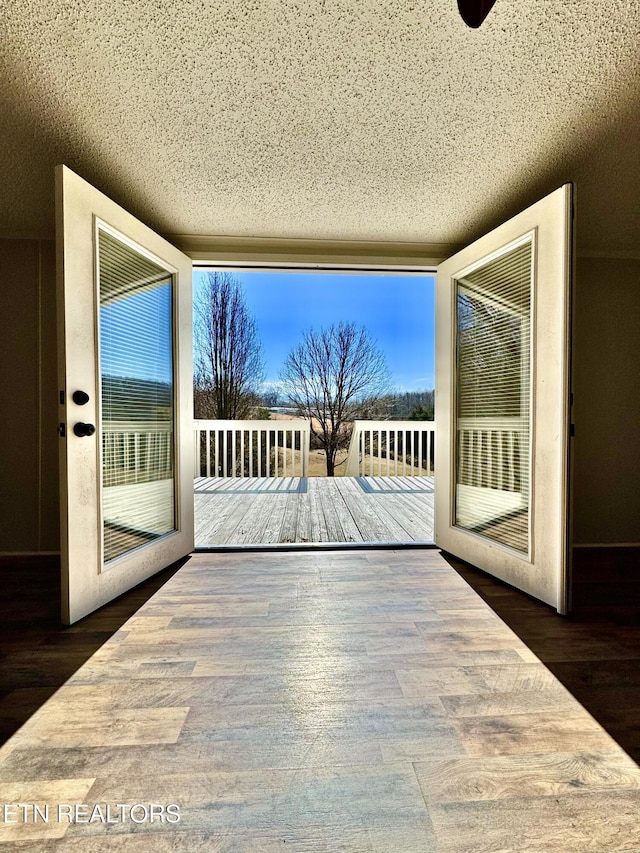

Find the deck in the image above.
[{"left": 194, "top": 475, "right": 434, "bottom": 546}]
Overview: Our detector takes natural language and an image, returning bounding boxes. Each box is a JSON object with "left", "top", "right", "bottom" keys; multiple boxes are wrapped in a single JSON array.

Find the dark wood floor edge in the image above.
[{"left": 0, "top": 553, "right": 61, "bottom": 564}]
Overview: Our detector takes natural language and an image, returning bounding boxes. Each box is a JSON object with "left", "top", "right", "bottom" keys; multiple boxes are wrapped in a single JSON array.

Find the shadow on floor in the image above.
[
  {"left": 446, "top": 547, "right": 640, "bottom": 764},
  {"left": 0, "top": 555, "right": 187, "bottom": 745},
  {"left": 3, "top": 548, "right": 640, "bottom": 766}
]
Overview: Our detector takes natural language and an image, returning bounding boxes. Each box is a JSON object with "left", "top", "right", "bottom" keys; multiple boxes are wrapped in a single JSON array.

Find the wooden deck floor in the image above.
[
  {"left": 2, "top": 549, "right": 640, "bottom": 850},
  {"left": 195, "top": 475, "right": 434, "bottom": 546}
]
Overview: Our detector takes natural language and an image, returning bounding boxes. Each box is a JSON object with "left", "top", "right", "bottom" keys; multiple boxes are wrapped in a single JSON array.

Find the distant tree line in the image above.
[
  {"left": 256, "top": 388, "right": 434, "bottom": 422},
  {"left": 381, "top": 390, "right": 434, "bottom": 421}
]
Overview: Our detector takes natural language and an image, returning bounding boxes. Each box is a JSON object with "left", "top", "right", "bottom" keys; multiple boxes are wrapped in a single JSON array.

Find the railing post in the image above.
[{"left": 344, "top": 422, "right": 362, "bottom": 478}]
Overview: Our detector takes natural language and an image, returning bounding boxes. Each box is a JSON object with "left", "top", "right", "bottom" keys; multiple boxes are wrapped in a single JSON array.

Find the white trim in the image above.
[
  {"left": 100, "top": 219, "right": 182, "bottom": 272},
  {"left": 194, "top": 263, "right": 437, "bottom": 274},
  {"left": 94, "top": 221, "right": 182, "bottom": 573},
  {"left": 168, "top": 233, "right": 455, "bottom": 268}
]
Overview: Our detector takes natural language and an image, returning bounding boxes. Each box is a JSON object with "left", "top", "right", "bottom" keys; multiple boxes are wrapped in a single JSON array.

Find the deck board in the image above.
[{"left": 195, "top": 476, "right": 434, "bottom": 546}]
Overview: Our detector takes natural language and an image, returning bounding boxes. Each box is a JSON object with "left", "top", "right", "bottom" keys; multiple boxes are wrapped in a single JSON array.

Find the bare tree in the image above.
[
  {"left": 194, "top": 272, "right": 265, "bottom": 419},
  {"left": 280, "top": 322, "right": 390, "bottom": 476}
]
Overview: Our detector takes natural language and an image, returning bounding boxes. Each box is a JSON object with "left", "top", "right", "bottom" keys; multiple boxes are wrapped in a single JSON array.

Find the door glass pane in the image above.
[
  {"left": 454, "top": 240, "right": 532, "bottom": 553},
  {"left": 98, "top": 229, "right": 176, "bottom": 564}
]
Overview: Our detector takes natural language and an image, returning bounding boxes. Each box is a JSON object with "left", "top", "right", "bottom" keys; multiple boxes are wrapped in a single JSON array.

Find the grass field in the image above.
[
  {"left": 272, "top": 445, "right": 431, "bottom": 478},
  {"left": 267, "top": 413, "right": 432, "bottom": 478}
]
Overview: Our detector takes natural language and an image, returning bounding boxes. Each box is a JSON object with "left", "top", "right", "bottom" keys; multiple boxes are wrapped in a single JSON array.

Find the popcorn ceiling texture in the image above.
[{"left": 0, "top": 0, "right": 639, "bottom": 252}]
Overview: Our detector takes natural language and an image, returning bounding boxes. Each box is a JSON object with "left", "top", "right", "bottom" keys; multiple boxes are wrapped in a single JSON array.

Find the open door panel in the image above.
[
  {"left": 56, "top": 165, "right": 194, "bottom": 624},
  {"left": 435, "top": 184, "right": 573, "bottom": 613}
]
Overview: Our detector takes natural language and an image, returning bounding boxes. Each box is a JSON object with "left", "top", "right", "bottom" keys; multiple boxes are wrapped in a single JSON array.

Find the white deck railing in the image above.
[
  {"left": 457, "top": 416, "right": 526, "bottom": 492},
  {"left": 102, "top": 417, "right": 525, "bottom": 488},
  {"left": 194, "top": 419, "right": 310, "bottom": 478},
  {"left": 344, "top": 420, "right": 435, "bottom": 477},
  {"left": 103, "top": 420, "right": 172, "bottom": 486}
]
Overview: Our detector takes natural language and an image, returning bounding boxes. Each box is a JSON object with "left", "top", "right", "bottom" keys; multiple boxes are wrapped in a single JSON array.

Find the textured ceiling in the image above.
[{"left": 1, "top": 0, "right": 639, "bottom": 253}]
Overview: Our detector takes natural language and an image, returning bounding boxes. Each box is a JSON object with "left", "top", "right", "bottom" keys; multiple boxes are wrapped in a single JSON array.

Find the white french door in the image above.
[
  {"left": 56, "top": 165, "right": 194, "bottom": 624},
  {"left": 435, "top": 184, "right": 573, "bottom": 613}
]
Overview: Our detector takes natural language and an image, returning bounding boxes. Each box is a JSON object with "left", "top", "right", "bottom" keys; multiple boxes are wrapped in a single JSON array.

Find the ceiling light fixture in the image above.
[{"left": 458, "top": 0, "right": 497, "bottom": 28}]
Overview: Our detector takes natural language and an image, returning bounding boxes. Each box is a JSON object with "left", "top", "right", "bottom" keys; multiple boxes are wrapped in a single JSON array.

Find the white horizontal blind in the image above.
[
  {"left": 454, "top": 239, "right": 532, "bottom": 553},
  {"left": 98, "top": 229, "right": 176, "bottom": 563}
]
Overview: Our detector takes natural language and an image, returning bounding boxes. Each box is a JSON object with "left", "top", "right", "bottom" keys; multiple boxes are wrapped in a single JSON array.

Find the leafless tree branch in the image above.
[
  {"left": 280, "top": 322, "right": 390, "bottom": 476},
  {"left": 193, "top": 272, "right": 265, "bottom": 419}
]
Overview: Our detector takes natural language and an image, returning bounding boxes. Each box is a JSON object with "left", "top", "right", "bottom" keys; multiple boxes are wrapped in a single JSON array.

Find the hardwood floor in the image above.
[
  {"left": 0, "top": 556, "right": 185, "bottom": 746},
  {"left": 450, "top": 546, "right": 640, "bottom": 765},
  {"left": 1, "top": 548, "right": 640, "bottom": 850},
  {"left": 195, "top": 475, "right": 435, "bottom": 545}
]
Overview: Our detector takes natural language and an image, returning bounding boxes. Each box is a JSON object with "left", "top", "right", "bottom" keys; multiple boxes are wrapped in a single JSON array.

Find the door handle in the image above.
[
  {"left": 73, "top": 422, "right": 96, "bottom": 437},
  {"left": 72, "top": 390, "right": 90, "bottom": 405}
]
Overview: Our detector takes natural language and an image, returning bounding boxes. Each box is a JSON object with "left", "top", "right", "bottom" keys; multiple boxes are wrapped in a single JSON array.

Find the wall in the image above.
[
  {"left": 0, "top": 238, "right": 59, "bottom": 553},
  {"left": 572, "top": 256, "right": 640, "bottom": 546}
]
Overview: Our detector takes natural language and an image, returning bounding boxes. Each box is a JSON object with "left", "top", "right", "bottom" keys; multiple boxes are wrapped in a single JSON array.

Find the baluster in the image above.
[
  {"left": 232, "top": 426, "right": 237, "bottom": 477},
  {"left": 283, "top": 430, "right": 288, "bottom": 477},
  {"left": 302, "top": 429, "right": 309, "bottom": 477},
  {"left": 487, "top": 429, "right": 496, "bottom": 489},
  {"left": 266, "top": 428, "right": 270, "bottom": 477},
  {"left": 370, "top": 429, "right": 375, "bottom": 477},
  {"left": 221, "top": 430, "right": 227, "bottom": 477},
  {"left": 382, "top": 430, "right": 387, "bottom": 476},
  {"left": 509, "top": 430, "right": 515, "bottom": 491},
  {"left": 393, "top": 430, "right": 398, "bottom": 476}
]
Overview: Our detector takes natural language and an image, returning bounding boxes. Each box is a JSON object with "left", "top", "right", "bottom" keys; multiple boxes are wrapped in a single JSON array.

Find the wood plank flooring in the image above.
[
  {"left": 451, "top": 546, "right": 640, "bottom": 765},
  {"left": 2, "top": 549, "right": 640, "bottom": 851},
  {"left": 194, "top": 476, "right": 435, "bottom": 545},
  {"left": 0, "top": 556, "right": 186, "bottom": 746}
]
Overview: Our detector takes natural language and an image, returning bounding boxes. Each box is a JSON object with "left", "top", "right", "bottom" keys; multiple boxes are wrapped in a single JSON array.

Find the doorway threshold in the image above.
[{"left": 194, "top": 540, "right": 436, "bottom": 554}]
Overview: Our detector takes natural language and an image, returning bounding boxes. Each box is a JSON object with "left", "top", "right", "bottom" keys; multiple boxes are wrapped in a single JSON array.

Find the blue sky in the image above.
[{"left": 193, "top": 270, "right": 435, "bottom": 392}]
